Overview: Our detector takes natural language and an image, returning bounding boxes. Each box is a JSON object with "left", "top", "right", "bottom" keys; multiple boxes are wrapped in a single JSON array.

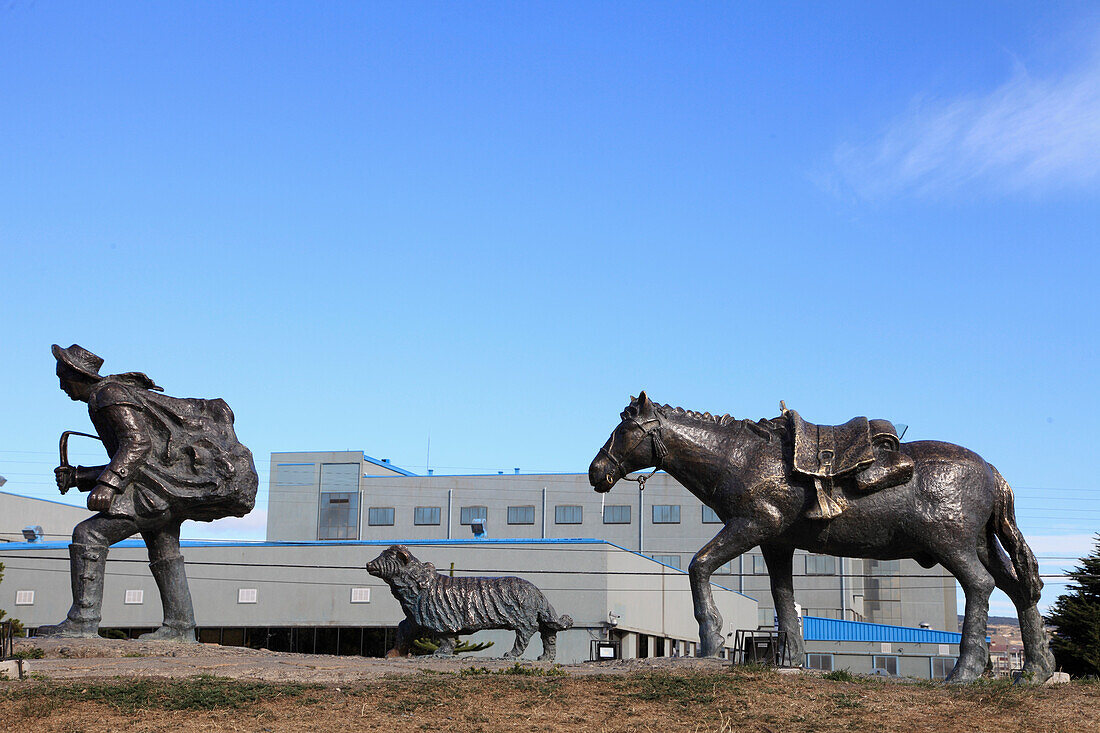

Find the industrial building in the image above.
[
  {"left": 1, "top": 456, "right": 964, "bottom": 678},
  {"left": 1, "top": 536, "right": 758, "bottom": 663},
  {"left": 268, "top": 451, "right": 958, "bottom": 632}
]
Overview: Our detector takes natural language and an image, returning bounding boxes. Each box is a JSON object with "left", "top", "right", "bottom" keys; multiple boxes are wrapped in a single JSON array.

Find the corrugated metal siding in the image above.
[{"left": 803, "top": 616, "right": 962, "bottom": 644}]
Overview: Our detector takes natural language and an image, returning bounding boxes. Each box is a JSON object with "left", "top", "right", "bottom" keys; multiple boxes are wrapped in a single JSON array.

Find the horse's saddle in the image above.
[{"left": 783, "top": 405, "right": 914, "bottom": 519}]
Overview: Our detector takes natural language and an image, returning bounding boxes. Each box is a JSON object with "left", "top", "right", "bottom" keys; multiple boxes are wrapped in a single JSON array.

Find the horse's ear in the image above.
[{"left": 638, "top": 391, "right": 650, "bottom": 407}]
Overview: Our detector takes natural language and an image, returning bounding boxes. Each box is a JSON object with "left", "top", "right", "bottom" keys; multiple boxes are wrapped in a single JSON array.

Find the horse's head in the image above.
[{"left": 589, "top": 391, "right": 668, "bottom": 493}]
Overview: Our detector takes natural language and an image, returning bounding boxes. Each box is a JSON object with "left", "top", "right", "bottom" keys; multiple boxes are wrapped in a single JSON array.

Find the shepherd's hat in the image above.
[{"left": 52, "top": 344, "right": 104, "bottom": 380}]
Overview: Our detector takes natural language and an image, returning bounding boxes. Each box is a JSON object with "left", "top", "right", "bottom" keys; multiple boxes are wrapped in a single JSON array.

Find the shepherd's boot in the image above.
[
  {"left": 37, "top": 544, "right": 105, "bottom": 638},
  {"left": 138, "top": 555, "right": 197, "bottom": 643}
]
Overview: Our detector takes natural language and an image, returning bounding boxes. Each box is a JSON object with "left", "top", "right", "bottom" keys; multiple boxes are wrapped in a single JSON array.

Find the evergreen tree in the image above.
[{"left": 1046, "top": 533, "right": 1100, "bottom": 677}]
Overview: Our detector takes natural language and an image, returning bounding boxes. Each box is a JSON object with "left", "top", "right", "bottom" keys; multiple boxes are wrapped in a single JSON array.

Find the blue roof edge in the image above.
[
  {"left": 362, "top": 454, "right": 417, "bottom": 476},
  {"left": 802, "top": 615, "right": 962, "bottom": 644}
]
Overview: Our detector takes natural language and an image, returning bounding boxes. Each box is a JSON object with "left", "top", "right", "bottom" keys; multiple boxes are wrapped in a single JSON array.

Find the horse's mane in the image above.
[{"left": 623, "top": 396, "right": 783, "bottom": 442}]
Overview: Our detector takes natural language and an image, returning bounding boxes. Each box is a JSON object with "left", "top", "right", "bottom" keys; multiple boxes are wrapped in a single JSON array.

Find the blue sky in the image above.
[{"left": 2, "top": 2, "right": 1098, "bottom": 616}]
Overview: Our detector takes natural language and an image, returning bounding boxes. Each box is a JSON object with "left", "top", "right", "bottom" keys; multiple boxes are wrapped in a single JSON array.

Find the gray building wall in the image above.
[
  {"left": 0, "top": 539, "right": 757, "bottom": 664},
  {"left": 0, "top": 491, "right": 90, "bottom": 544},
  {"left": 266, "top": 453, "right": 958, "bottom": 633},
  {"left": 804, "top": 639, "right": 960, "bottom": 680}
]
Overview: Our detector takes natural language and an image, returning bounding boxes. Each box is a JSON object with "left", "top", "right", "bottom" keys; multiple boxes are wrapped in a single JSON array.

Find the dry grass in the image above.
[{"left": 2, "top": 668, "right": 1097, "bottom": 733}]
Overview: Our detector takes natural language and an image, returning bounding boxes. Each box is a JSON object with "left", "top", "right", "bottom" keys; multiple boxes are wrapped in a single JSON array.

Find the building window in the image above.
[
  {"left": 872, "top": 655, "right": 898, "bottom": 676},
  {"left": 652, "top": 505, "right": 680, "bottom": 524},
  {"left": 758, "top": 607, "right": 775, "bottom": 627},
  {"left": 651, "top": 554, "right": 681, "bottom": 569},
  {"left": 238, "top": 588, "right": 258, "bottom": 604},
  {"left": 507, "top": 506, "right": 535, "bottom": 525},
  {"left": 750, "top": 555, "right": 768, "bottom": 574},
  {"left": 350, "top": 588, "right": 371, "bottom": 603},
  {"left": 603, "top": 505, "right": 631, "bottom": 524},
  {"left": 806, "top": 554, "right": 836, "bottom": 575},
  {"left": 701, "top": 506, "right": 722, "bottom": 523},
  {"left": 124, "top": 590, "right": 144, "bottom": 605},
  {"left": 367, "top": 507, "right": 395, "bottom": 526},
  {"left": 14, "top": 590, "right": 34, "bottom": 606},
  {"left": 806, "top": 653, "right": 834, "bottom": 671},
  {"left": 414, "top": 506, "right": 441, "bottom": 525},
  {"left": 460, "top": 506, "right": 487, "bottom": 525},
  {"left": 715, "top": 560, "right": 735, "bottom": 575},
  {"left": 320, "top": 462, "right": 360, "bottom": 492},
  {"left": 317, "top": 491, "right": 358, "bottom": 540},
  {"left": 930, "top": 657, "right": 956, "bottom": 680},
  {"left": 274, "top": 462, "right": 316, "bottom": 490},
  {"left": 555, "top": 505, "right": 582, "bottom": 524}
]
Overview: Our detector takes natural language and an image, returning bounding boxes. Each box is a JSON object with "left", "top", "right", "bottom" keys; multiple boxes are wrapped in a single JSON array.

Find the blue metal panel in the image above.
[{"left": 803, "top": 616, "right": 961, "bottom": 645}]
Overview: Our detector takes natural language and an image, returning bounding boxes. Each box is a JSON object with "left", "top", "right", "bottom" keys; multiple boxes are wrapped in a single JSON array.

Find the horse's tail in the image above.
[{"left": 988, "top": 465, "right": 1043, "bottom": 605}]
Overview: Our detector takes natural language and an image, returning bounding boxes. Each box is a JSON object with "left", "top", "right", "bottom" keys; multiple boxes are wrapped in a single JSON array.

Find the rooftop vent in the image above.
[{"left": 21, "top": 525, "right": 44, "bottom": 542}]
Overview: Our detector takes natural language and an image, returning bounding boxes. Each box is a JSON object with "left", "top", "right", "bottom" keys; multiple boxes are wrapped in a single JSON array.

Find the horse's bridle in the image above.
[{"left": 598, "top": 413, "right": 669, "bottom": 489}]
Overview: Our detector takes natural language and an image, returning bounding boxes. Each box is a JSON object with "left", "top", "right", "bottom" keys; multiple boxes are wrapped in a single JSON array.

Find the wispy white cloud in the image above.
[{"left": 832, "top": 48, "right": 1100, "bottom": 199}]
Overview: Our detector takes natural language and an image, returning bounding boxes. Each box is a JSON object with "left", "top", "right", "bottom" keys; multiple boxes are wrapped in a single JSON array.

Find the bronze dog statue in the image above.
[{"left": 366, "top": 545, "right": 573, "bottom": 660}]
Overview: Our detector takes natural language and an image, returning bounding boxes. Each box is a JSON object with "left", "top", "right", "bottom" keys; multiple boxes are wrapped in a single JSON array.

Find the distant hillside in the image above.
[{"left": 960, "top": 615, "right": 1020, "bottom": 628}]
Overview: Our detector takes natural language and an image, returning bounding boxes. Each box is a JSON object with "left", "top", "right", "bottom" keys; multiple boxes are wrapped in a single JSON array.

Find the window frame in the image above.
[
  {"left": 317, "top": 490, "right": 359, "bottom": 540},
  {"left": 930, "top": 656, "right": 956, "bottom": 680},
  {"left": 872, "top": 655, "right": 899, "bottom": 676},
  {"left": 701, "top": 505, "right": 723, "bottom": 524},
  {"left": 554, "top": 504, "right": 583, "bottom": 524},
  {"left": 367, "top": 506, "right": 395, "bottom": 526},
  {"left": 507, "top": 505, "right": 536, "bottom": 525},
  {"left": 413, "top": 506, "right": 441, "bottom": 526},
  {"left": 460, "top": 506, "right": 488, "bottom": 525},
  {"left": 651, "top": 554, "right": 681, "bottom": 569},
  {"left": 651, "top": 504, "right": 681, "bottom": 524},
  {"left": 805, "top": 554, "right": 837, "bottom": 575},
  {"left": 602, "top": 504, "right": 632, "bottom": 524}
]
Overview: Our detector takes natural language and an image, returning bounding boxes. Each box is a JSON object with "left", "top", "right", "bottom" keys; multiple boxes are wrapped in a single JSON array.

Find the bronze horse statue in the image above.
[{"left": 588, "top": 392, "right": 1054, "bottom": 683}]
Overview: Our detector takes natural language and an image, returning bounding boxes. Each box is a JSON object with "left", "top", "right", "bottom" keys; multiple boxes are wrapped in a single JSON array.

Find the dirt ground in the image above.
[{"left": 3, "top": 638, "right": 1097, "bottom": 732}]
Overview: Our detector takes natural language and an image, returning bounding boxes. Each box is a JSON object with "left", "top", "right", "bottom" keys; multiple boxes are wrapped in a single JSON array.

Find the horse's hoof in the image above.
[
  {"left": 945, "top": 667, "right": 983, "bottom": 684},
  {"left": 697, "top": 634, "right": 725, "bottom": 658}
]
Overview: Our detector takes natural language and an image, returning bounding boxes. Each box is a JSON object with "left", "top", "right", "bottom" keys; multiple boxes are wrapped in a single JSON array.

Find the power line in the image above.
[{"left": 0, "top": 553, "right": 1092, "bottom": 582}]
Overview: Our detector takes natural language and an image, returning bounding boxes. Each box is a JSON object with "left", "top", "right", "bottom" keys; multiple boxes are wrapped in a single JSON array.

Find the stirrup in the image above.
[{"left": 806, "top": 478, "right": 847, "bottom": 520}]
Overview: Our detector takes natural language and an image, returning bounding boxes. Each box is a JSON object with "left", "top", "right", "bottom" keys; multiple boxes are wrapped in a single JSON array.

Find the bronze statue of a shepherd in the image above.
[{"left": 40, "top": 344, "right": 258, "bottom": 642}]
